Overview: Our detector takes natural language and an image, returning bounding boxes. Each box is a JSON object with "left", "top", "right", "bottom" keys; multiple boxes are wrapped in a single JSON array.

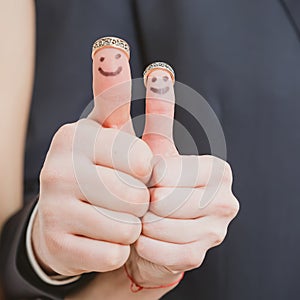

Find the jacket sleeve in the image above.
[{"left": 0, "top": 196, "right": 95, "bottom": 300}]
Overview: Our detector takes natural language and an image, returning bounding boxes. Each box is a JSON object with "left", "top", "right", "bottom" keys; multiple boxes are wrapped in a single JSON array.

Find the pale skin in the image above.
[
  {"left": 1, "top": 1, "right": 239, "bottom": 299},
  {"left": 0, "top": 2, "right": 35, "bottom": 299},
  {"left": 0, "top": 0, "right": 35, "bottom": 231}
]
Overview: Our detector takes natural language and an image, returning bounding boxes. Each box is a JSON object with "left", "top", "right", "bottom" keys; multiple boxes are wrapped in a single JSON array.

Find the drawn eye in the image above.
[
  {"left": 163, "top": 76, "right": 169, "bottom": 82},
  {"left": 115, "top": 53, "right": 121, "bottom": 59},
  {"left": 152, "top": 77, "right": 157, "bottom": 83},
  {"left": 100, "top": 57, "right": 105, "bottom": 62}
]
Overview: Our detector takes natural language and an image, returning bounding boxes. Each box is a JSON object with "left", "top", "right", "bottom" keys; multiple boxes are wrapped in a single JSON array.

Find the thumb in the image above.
[
  {"left": 142, "top": 62, "right": 178, "bottom": 156},
  {"left": 88, "top": 37, "right": 134, "bottom": 134}
]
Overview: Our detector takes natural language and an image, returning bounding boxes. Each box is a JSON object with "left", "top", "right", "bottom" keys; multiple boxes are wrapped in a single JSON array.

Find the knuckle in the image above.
[
  {"left": 207, "top": 227, "right": 227, "bottom": 246},
  {"left": 40, "top": 165, "right": 63, "bottom": 185},
  {"left": 201, "top": 154, "right": 217, "bottom": 167},
  {"left": 40, "top": 163, "right": 73, "bottom": 186},
  {"left": 40, "top": 157, "right": 75, "bottom": 187},
  {"left": 201, "top": 154, "right": 215, "bottom": 164},
  {"left": 104, "top": 245, "right": 130, "bottom": 269},
  {"left": 214, "top": 201, "right": 235, "bottom": 218},
  {"left": 52, "top": 123, "right": 76, "bottom": 150},
  {"left": 119, "top": 222, "right": 142, "bottom": 244},
  {"left": 214, "top": 196, "right": 240, "bottom": 218},
  {"left": 230, "top": 196, "right": 240, "bottom": 217},
  {"left": 221, "top": 161, "right": 233, "bottom": 183},
  {"left": 57, "top": 123, "right": 76, "bottom": 138},
  {"left": 204, "top": 156, "right": 233, "bottom": 186},
  {"left": 182, "top": 246, "right": 205, "bottom": 270}
]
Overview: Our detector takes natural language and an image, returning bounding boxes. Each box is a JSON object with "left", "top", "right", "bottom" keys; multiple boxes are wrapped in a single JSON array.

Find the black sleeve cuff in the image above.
[{"left": 0, "top": 196, "right": 95, "bottom": 300}]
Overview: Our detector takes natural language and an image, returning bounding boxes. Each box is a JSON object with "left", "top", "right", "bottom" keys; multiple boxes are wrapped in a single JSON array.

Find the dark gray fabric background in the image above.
[{"left": 24, "top": 1, "right": 300, "bottom": 299}]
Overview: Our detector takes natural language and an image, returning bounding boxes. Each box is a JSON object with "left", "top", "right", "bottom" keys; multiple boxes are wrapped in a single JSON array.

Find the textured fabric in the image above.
[
  {"left": 11, "top": 0, "right": 300, "bottom": 299},
  {"left": 282, "top": 0, "right": 300, "bottom": 38}
]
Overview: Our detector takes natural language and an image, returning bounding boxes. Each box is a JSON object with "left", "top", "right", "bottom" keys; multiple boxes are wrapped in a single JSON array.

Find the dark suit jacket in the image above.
[{"left": 1, "top": 0, "right": 300, "bottom": 299}]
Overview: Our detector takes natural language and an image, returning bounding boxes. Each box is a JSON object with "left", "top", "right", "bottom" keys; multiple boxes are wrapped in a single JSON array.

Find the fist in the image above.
[
  {"left": 32, "top": 46, "right": 152, "bottom": 276},
  {"left": 126, "top": 68, "right": 240, "bottom": 287}
]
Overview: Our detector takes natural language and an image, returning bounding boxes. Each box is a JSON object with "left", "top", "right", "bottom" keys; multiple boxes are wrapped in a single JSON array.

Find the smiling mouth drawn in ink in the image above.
[
  {"left": 98, "top": 53, "right": 123, "bottom": 77},
  {"left": 150, "top": 75, "right": 170, "bottom": 95}
]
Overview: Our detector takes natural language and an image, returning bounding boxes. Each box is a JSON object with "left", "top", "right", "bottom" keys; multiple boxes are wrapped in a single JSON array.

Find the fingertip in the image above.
[
  {"left": 89, "top": 37, "right": 133, "bottom": 132},
  {"left": 145, "top": 69, "right": 175, "bottom": 113},
  {"left": 92, "top": 47, "right": 131, "bottom": 98},
  {"left": 142, "top": 63, "right": 177, "bottom": 155}
]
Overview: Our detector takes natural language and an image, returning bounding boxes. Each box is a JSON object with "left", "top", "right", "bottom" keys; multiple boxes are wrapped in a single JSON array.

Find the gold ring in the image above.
[
  {"left": 143, "top": 62, "right": 175, "bottom": 86},
  {"left": 92, "top": 36, "right": 130, "bottom": 60}
]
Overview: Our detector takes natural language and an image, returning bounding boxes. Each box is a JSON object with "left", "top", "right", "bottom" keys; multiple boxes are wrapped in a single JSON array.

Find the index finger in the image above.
[{"left": 88, "top": 37, "right": 134, "bottom": 134}]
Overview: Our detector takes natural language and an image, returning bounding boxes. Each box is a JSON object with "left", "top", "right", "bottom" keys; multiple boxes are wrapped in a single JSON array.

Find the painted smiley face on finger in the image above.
[
  {"left": 96, "top": 49, "right": 125, "bottom": 77},
  {"left": 149, "top": 74, "right": 171, "bottom": 95}
]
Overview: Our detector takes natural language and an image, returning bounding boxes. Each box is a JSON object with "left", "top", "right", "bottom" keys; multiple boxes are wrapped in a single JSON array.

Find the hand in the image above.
[
  {"left": 126, "top": 68, "right": 240, "bottom": 287},
  {"left": 32, "top": 46, "right": 153, "bottom": 276}
]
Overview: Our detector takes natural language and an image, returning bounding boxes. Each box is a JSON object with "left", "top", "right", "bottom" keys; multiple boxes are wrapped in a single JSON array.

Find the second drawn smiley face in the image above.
[
  {"left": 98, "top": 52, "right": 123, "bottom": 77},
  {"left": 149, "top": 74, "right": 170, "bottom": 95}
]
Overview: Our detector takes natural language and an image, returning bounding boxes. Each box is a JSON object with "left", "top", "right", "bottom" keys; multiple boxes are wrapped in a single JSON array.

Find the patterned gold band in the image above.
[
  {"left": 92, "top": 36, "right": 130, "bottom": 59},
  {"left": 143, "top": 62, "right": 175, "bottom": 86},
  {"left": 143, "top": 61, "right": 175, "bottom": 86}
]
